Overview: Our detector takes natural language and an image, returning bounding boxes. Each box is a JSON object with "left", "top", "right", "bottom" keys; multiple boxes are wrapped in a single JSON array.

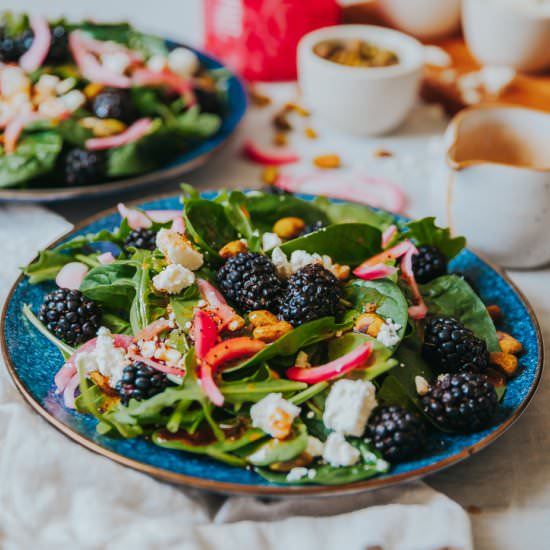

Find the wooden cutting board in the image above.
[{"left": 343, "top": 3, "right": 550, "bottom": 115}]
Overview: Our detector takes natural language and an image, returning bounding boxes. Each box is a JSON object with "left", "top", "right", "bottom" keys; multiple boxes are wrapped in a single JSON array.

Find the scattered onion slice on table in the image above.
[
  {"left": 19, "top": 15, "right": 51, "bottom": 72},
  {"left": 275, "top": 171, "right": 406, "bottom": 214},
  {"left": 286, "top": 342, "right": 373, "bottom": 383},
  {"left": 85, "top": 117, "right": 153, "bottom": 150},
  {"left": 242, "top": 140, "right": 300, "bottom": 165}
]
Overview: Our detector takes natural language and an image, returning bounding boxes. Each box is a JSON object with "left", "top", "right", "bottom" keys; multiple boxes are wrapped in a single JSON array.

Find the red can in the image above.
[{"left": 204, "top": 0, "right": 341, "bottom": 81}]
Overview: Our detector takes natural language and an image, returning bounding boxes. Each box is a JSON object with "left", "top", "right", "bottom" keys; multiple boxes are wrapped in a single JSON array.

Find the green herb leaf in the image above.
[
  {"left": 421, "top": 274, "right": 499, "bottom": 351},
  {"left": 405, "top": 217, "right": 466, "bottom": 260},
  {"left": 278, "top": 223, "right": 382, "bottom": 267},
  {"left": 23, "top": 250, "right": 72, "bottom": 284}
]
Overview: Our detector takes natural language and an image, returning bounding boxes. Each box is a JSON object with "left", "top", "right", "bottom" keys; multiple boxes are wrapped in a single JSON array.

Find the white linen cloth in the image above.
[{"left": 0, "top": 204, "right": 472, "bottom": 550}]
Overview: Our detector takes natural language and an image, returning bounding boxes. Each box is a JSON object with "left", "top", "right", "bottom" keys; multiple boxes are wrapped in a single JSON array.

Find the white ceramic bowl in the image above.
[
  {"left": 462, "top": 0, "right": 550, "bottom": 72},
  {"left": 432, "top": 105, "right": 550, "bottom": 269},
  {"left": 378, "top": 0, "right": 462, "bottom": 39},
  {"left": 297, "top": 25, "right": 424, "bottom": 135}
]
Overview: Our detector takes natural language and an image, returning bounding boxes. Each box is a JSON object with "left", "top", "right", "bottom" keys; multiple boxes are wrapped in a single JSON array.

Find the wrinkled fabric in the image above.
[{"left": 0, "top": 204, "right": 472, "bottom": 550}]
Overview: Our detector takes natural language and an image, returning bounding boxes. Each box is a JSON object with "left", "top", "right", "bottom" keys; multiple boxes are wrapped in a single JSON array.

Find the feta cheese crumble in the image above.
[
  {"left": 101, "top": 52, "right": 131, "bottom": 75},
  {"left": 271, "top": 247, "right": 343, "bottom": 279},
  {"left": 376, "top": 319, "right": 402, "bottom": 348},
  {"left": 168, "top": 47, "right": 199, "bottom": 78},
  {"left": 322, "top": 432, "right": 360, "bottom": 467},
  {"left": 306, "top": 436, "right": 324, "bottom": 457},
  {"left": 74, "top": 327, "right": 129, "bottom": 387},
  {"left": 286, "top": 467, "right": 309, "bottom": 482},
  {"left": 156, "top": 229, "right": 204, "bottom": 270},
  {"left": 250, "top": 393, "right": 301, "bottom": 439},
  {"left": 152, "top": 264, "right": 195, "bottom": 294},
  {"left": 323, "top": 379, "right": 377, "bottom": 437},
  {"left": 147, "top": 55, "right": 168, "bottom": 72},
  {"left": 262, "top": 232, "right": 282, "bottom": 251}
]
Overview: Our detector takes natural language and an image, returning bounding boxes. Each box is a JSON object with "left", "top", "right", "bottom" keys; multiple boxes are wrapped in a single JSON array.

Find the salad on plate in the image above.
[
  {"left": 0, "top": 12, "right": 227, "bottom": 189},
  {"left": 21, "top": 188, "right": 524, "bottom": 485}
]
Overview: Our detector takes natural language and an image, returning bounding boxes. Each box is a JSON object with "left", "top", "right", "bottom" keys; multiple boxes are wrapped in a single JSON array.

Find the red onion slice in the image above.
[
  {"left": 243, "top": 140, "right": 300, "bottom": 165},
  {"left": 19, "top": 15, "right": 51, "bottom": 72},
  {"left": 85, "top": 118, "right": 153, "bottom": 150},
  {"left": 55, "top": 262, "right": 89, "bottom": 290}
]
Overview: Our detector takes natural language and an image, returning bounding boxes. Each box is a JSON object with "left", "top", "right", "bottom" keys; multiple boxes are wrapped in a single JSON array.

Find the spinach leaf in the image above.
[
  {"left": 278, "top": 223, "right": 381, "bottom": 266},
  {"left": 0, "top": 132, "right": 62, "bottom": 188},
  {"left": 220, "top": 379, "right": 307, "bottom": 405},
  {"left": 344, "top": 279, "right": 408, "bottom": 349},
  {"left": 102, "top": 313, "right": 132, "bottom": 335},
  {"left": 23, "top": 250, "right": 72, "bottom": 284},
  {"left": 225, "top": 317, "right": 354, "bottom": 373},
  {"left": 405, "top": 217, "right": 466, "bottom": 260},
  {"left": 176, "top": 106, "right": 221, "bottom": 138},
  {"left": 183, "top": 198, "right": 238, "bottom": 260},
  {"left": 80, "top": 264, "right": 136, "bottom": 310},
  {"left": 313, "top": 196, "right": 395, "bottom": 231},
  {"left": 421, "top": 275, "right": 499, "bottom": 351},
  {"left": 243, "top": 192, "right": 330, "bottom": 232}
]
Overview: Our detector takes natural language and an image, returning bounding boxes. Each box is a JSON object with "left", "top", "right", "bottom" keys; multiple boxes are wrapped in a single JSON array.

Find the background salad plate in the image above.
[
  {"left": 1, "top": 192, "right": 543, "bottom": 496},
  {"left": 0, "top": 43, "right": 247, "bottom": 204}
]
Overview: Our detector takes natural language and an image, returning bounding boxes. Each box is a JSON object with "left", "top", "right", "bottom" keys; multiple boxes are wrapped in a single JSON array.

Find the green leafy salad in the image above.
[
  {"left": 22, "top": 188, "right": 523, "bottom": 485},
  {"left": 0, "top": 12, "right": 227, "bottom": 189}
]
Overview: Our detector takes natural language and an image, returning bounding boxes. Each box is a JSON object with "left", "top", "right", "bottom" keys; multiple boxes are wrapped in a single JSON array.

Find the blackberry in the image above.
[
  {"left": 116, "top": 362, "right": 168, "bottom": 405},
  {"left": 423, "top": 316, "right": 488, "bottom": 375},
  {"left": 279, "top": 263, "right": 342, "bottom": 326},
  {"left": 46, "top": 25, "right": 70, "bottom": 64},
  {"left": 64, "top": 148, "right": 107, "bottom": 186},
  {"left": 193, "top": 86, "right": 225, "bottom": 116},
  {"left": 367, "top": 405, "right": 426, "bottom": 463},
  {"left": 421, "top": 372, "right": 498, "bottom": 432},
  {"left": 39, "top": 288, "right": 102, "bottom": 346},
  {"left": 217, "top": 252, "right": 283, "bottom": 312},
  {"left": 412, "top": 245, "right": 447, "bottom": 284},
  {"left": 124, "top": 228, "right": 157, "bottom": 252},
  {"left": 299, "top": 220, "right": 326, "bottom": 237},
  {"left": 92, "top": 88, "right": 134, "bottom": 122},
  {"left": 0, "top": 29, "right": 21, "bottom": 62}
]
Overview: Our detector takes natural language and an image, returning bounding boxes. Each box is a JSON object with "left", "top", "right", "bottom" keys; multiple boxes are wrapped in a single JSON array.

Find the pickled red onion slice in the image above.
[
  {"left": 85, "top": 118, "right": 153, "bottom": 150},
  {"left": 19, "top": 15, "right": 51, "bottom": 72},
  {"left": 243, "top": 140, "right": 300, "bottom": 165}
]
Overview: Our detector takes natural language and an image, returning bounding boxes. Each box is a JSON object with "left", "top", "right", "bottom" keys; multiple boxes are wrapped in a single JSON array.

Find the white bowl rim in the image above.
[{"left": 298, "top": 24, "right": 425, "bottom": 79}]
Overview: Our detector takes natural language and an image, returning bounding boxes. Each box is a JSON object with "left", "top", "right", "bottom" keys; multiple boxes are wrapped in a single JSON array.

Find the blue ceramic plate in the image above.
[
  {"left": 0, "top": 42, "right": 247, "bottom": 203},
  {"left": 1, "top": 192, "right": 544, "bottom": 496}
]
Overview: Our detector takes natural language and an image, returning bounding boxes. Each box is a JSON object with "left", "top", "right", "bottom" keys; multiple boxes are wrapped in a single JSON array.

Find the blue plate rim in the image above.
[
  {"left": 0, "top": 41, "right": 248, "bottom": 204},
  {"left": 1, "top": 189, "right": 545, "bottom": 497}
]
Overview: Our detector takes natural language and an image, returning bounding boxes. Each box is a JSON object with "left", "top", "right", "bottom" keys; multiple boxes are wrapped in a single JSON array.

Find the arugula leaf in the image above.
[
  {"left": 23, "top": 250, "right": 72, "bottom": 284},
  {"left": 313, "top": 196, "right": 395, "bottom": 231},
  {"left": 57, "top": 118, "right": 94, "bottom": 147},
  {"left": 405, "top": 217, "right": 466, "bottom": 260},
  {"left": 175, "top": 106, "right": 221, "bottom": 138},
  {"left": 216, "top": 190, "right": 261, "bottom": 251},
  {"left": 421, "top": 274, "right": 499, "bottom": 351},
  {"left": 0, "top": 132, "right": 63, "bottom": 188},
  {"left": 344, "top": 279, "right": 409, "bottom": 349},
  {"left": 278, "top": 223, "right": 382, "bottom": 267},
  {"left": 170, "top": 284, "right": 201, "bottom": 327}
]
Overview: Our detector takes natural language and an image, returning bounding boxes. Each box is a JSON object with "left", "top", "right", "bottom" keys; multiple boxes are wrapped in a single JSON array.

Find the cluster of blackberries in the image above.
[
  {"left": 0, "top": 24, "right": 69, "bottom": 63},
  {"left": 216, "top": 252, "right": 342, "bottom": 326},
  {"left": 115, "top": 362, "right": 168, "bottom": 405}
]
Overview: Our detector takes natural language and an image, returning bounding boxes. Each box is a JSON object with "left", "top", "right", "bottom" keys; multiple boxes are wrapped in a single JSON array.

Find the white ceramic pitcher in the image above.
[{"left": 435, "top": 105, "right": 550, "bottom": 269}]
